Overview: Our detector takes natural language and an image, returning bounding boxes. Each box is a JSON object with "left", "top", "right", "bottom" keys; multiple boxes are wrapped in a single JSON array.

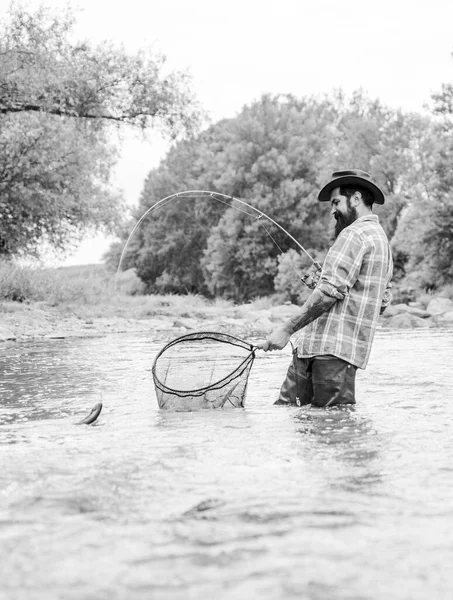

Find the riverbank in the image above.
[
  {"left": 0, "top": 296, "right": 299, "bottom": 342},
  {"left": 1, "top": 292, "right": 453, "bottom": 343},
  {"left": 2, "top": 263, "right": 453, "bottom": 342}
]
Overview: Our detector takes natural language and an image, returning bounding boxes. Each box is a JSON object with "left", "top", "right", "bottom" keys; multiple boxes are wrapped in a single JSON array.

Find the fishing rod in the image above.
[{"left": 115, "top": 190, "right": 320, "bottom": 287}]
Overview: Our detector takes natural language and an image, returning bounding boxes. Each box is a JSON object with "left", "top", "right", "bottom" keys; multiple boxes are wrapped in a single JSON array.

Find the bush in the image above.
[
  {"left": 391, "top": 285, "right": 417, "bottom": 305},
  {"left": 437, "top": 284, "right": 453, "bottom": 300},
  {"left": 0, "top": 261, "right": 116, "bottom": 305},
  {"left": 0, "top": 262, "right": 48, "bottom": 302},
  {"left": 114, "top": 268, "right": 145, "bottom": 296},
  {"left": 415, "top": 291, "right": 434, "bottom": 309},
  {"left": 274, "top": 249, "right": 314, "bottom": 304}
]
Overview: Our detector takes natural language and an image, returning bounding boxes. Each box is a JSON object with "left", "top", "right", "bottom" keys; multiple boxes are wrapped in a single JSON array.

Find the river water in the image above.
[{"left": 1, "top": 327, "right": 453, "bottom": 600}]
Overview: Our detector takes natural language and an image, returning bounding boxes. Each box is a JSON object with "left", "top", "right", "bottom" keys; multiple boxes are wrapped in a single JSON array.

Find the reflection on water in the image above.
[{"left": 1, "top": 328, "right": 453, "bottom": 599}]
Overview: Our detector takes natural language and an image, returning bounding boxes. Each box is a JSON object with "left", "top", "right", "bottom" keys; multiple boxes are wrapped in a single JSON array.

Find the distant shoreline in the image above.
[
  {"left": 2, "top": 264, "right": 453, "bottom": 343},
  {"left": 1, "top": 295, "right": 453, "bottom": 344}
]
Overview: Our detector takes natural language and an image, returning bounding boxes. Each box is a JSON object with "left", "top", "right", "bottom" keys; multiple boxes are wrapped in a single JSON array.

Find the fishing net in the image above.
[{"left": 152, "top": 332, "right": 256, "bottom": 411}]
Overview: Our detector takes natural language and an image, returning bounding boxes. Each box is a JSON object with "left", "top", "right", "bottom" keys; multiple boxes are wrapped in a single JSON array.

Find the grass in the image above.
[
  {"left": 0, "top": 260, "right": 238, "bottom": 320},
  {"left": 0, "top": 262, "right": 114, "bottom": 305},
  {"left": 0, "top": 260, "right": 293, "bottom": 325}
]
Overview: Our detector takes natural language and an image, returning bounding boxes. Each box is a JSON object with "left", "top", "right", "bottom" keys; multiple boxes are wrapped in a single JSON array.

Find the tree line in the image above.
[{"left": 111, "top": 90, "right": 453, "bottom": 301}]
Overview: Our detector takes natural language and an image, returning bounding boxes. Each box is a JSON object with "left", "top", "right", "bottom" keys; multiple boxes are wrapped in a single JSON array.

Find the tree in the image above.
[
  {"left": 119, "top": 95, "right": 338, "bottom": 300},
  {"left": 423, "top": 195, "right": 453, "bottom": 285},
  {"left": 126, "top": 130, "right": 232, "bottom": 294},
  {"left": 389, "top": 70, "right": 453, "bottom": 289},
  {"left": 0, "top": 111, "right": 120, "bottom": 255},
  {"left": 120, "top": 91, "right": 452, "bottom": 300},
  {"left": 0, "top": 3, "right": 202, "bottom": 257},
  {"left": 332, "top": 91, "right": 437, "bottom": 239},
  {"left": 0, "top": 3, "right": 201, "bottom": 134}
]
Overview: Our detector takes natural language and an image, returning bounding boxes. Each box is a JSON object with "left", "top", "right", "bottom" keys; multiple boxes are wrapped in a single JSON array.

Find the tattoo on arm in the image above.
[{"left": 286, "top": 289, "right": 337, "bottom": 334}]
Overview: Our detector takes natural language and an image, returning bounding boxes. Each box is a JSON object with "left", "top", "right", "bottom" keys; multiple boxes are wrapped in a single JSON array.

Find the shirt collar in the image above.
[{"left": 355, "top": 214, "right": 379, "bottom": 223}]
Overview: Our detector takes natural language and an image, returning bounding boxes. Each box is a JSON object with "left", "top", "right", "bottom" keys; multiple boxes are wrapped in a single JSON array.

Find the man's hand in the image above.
[
  {"left": 258, "top": 288, "right": 338, "bottom": 352},
  {"left": 259, "top": 324, "right": 293, "bottom": 352},
  {"left": 301, "top": 261, "right": 322, "bottom": 290}
]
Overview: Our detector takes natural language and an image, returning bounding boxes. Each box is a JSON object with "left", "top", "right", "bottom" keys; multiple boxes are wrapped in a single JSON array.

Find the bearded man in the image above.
[{"left": 261, "top": 169, "right": 393, "bottom": 407}]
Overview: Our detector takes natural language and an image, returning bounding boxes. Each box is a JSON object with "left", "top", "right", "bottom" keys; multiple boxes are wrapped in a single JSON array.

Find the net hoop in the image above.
[{"left": 152, "top": 331, "right": 256, "bottom": 398}]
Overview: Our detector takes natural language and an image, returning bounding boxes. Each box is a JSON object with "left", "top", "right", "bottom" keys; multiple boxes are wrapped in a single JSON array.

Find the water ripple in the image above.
[{"left": 1, "top": 328, "right": 453, "bottom": 599}]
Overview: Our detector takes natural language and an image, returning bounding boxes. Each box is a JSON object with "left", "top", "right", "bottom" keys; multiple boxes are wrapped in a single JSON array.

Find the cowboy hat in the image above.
[{"left": 318, "top": 169, "right": 385, "bottom": 205}]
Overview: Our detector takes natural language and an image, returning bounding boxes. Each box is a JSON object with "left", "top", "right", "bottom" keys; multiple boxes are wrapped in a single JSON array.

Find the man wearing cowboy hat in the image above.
[{"left": 261, "top": 169, "right": 393, "bottom": 407}]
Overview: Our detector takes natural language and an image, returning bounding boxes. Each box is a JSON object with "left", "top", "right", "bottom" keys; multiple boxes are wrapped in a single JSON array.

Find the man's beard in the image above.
[{"left": 334, "top": 202, "right": 358, "bottom": 238}]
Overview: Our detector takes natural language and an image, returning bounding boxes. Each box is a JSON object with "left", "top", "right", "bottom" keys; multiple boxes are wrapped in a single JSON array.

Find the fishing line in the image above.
[
  {"left": 204, "top": 193, "right": 302, "bottom": 273},
  {"left": 115, "top": 190, "right": 318, "bottom": 288}
]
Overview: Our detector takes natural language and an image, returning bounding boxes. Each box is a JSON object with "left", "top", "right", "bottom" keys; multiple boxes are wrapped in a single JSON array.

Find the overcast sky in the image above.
[{"left": 4, "top": 0, "right": 453, "bottom": 264}]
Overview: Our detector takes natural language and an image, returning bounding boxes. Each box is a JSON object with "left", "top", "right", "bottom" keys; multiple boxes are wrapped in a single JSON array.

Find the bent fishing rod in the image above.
[{"left": 115, "top": 190, "right": 320, "bottom": 286}]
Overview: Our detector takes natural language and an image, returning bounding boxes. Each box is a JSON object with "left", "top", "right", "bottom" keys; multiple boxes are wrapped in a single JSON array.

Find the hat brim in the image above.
[{"left": 318, "top": 175, "right": 385, "bottom": 205}]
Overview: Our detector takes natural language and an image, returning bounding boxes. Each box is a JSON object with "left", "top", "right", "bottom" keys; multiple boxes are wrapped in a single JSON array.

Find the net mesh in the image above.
[{"left": 152, "top": 332, "right": 256, "bottom": 411}]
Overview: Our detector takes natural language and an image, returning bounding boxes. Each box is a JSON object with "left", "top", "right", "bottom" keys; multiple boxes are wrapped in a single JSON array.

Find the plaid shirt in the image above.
[{"left": 294, "top": 214, "right": 393, "bottom": 369}]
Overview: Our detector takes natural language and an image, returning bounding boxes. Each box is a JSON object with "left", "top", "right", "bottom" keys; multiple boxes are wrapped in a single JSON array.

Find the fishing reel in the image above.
[{"left": 301, "top": 261, "right": 322, "bottom": 289}]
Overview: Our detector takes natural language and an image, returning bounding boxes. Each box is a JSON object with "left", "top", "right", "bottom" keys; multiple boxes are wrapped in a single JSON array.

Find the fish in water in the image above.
[{"left": 76, "top": 402, "right": 102, "bottom": 425}]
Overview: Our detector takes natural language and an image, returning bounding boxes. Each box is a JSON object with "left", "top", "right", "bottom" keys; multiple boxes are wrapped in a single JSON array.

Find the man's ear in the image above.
[{"left": 353, "top": 191, "right": 361, "bottom": 207}]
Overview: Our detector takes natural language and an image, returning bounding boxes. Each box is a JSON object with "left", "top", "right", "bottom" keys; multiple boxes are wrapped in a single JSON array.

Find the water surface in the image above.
[{"left": 1, "top": 328, "right": 453, "bottom": 600}]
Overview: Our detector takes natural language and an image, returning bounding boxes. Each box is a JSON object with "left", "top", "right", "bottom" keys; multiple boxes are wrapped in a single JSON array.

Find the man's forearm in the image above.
[
  {"left": 284, "top": 288, "right": 338, "bottom": 334},
  {"left": 260, "top": 288, "right": 338, "bottom": 352}
]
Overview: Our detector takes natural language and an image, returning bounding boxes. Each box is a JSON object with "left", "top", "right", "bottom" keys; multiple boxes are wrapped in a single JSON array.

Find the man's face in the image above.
[{"left": 330, "top": 187, "right": 358, "bottom": 238}]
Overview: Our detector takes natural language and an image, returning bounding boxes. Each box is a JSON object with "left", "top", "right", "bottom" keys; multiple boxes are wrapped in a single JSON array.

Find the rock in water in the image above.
[
  {"left": 386, "top": 313, "right": 430, "bottom": 329},
  {"left": 0, "top": 326, "right": 16, "bottom": 342},
  {"left": 426, "top": 297, "right": 453, "bottom": 315}
]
